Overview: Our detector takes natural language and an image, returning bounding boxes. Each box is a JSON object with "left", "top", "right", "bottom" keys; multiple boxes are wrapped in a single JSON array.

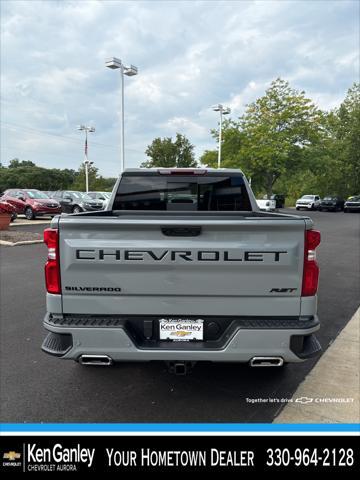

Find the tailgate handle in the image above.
[{"left": 161, "top": 226, "right": 202, "bottom": 237}]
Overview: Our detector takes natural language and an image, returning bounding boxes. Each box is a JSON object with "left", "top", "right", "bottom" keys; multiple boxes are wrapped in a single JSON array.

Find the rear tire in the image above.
[
  {"left": 72, "top": 205, "right": 82, "bottom": 214},
  {"left": 25, "top": 207, "right": 36, "bottom": 220}
]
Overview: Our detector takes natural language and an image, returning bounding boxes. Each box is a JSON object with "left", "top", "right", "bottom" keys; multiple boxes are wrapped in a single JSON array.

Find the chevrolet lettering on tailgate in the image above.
[{"left": 75, "top": 249, "right": 288, "bottom": 263}]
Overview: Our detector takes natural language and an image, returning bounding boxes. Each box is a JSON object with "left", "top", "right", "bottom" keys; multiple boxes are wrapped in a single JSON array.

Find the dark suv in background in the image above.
[
  {"left": 270, "top": 194, "right": 285, "bottom": 208},
  {"left": 2, "top": 189, "right": 62, "bottom": 220},
  {"left": 319, "top": 196, "right": 344, "bottom": 212},
  {"left": 344, "top": 195, "right": 360, "bottom": 212},
  {"left": 52, "top": 191, "right": 104, "bottom": 213}
]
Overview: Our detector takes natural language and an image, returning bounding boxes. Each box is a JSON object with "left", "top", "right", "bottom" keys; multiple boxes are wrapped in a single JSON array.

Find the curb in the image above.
[
  {"left": 274, "top": 307, "right": 360, "bottom": 424},
  {"left": 10, "top": 222, "right": 50, "bottom": 227},
  {"left": 0, "top": 239, "right": 44, "bottom": 247}
]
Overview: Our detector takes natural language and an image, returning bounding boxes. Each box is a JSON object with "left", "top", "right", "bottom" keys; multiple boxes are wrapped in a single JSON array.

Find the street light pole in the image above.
[
  {"left": 84, "top": 128, "right": 89, "bottom": 193},
  {"left": 212, "top": 104, "right": 231, "bottom": 168},
  {"left": 77, "top": 125, "right": 95, "bottom": 193},
  {"left": 120, "top": 63, "right": 125, "bottom": 175},
  {"left": 218, "top": 108, "right": 223, "bottom": 169},
  {"left": 105, "top": 57, "right": 138, "bottom": 173}
]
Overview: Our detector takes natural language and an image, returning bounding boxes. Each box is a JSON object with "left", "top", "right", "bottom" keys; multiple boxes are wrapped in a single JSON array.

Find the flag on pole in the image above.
[{"left": 85, "top": 137, "right": 88, "bottom": 157}]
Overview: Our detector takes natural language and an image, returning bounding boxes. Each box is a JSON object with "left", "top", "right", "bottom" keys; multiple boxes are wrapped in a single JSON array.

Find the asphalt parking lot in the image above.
[{"left": 1, "top": 209, "right": 359, "bottom": 423}]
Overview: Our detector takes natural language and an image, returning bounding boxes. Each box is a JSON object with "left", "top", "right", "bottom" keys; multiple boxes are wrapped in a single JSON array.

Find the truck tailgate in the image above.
[{"left": 58, "top": 215, "right": 306, "bottom": 316}]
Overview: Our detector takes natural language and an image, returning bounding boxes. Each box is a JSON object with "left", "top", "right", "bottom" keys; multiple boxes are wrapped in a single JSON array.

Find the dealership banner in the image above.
[{"left": 0, "top": 435, "right": 358, "bottom": 473}]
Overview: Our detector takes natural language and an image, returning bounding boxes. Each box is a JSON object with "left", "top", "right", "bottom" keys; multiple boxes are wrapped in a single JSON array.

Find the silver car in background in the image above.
[{"left": 87, "top": 191, "right": 112, "bottom": 209}]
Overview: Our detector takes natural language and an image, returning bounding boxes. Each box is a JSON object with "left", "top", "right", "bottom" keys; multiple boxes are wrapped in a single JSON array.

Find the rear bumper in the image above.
[
  {"left": 344, "top": 205, "right": 360, "bottom": 211},
  {"left": 42, "top": 313, "right": 321, "bottom": 363},
  {"left": 34, "top": 209, "right": 62, "bottom": 215},
  {"left": 320, "top": 204, "right": 337, "bottom": 210},
  {"left": 296, "top": 204, "right": 313, "bottom": 209},
  {"left": 83, "top": 206, "right": 104, "bottom": 211}
]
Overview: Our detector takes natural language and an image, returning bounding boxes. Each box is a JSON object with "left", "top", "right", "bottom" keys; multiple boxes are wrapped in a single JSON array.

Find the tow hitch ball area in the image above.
[
  {"left": 166, "top": 361, "right": 197, "bottom": 375},
  {"left": 79, "top": 358, "right": 197, "bottom": 374}
]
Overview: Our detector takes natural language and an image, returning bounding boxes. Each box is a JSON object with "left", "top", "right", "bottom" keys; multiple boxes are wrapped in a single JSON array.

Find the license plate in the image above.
[{"left": 159, "top": 318, "right": 204, "bottom": 341}]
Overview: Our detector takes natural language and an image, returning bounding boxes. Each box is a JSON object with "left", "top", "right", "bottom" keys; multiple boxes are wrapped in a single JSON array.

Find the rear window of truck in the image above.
[{"left": 113, "top": 173, "right": 252, "bottom": 211}]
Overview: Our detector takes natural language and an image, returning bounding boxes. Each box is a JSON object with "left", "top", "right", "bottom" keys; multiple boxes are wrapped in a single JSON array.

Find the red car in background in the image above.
[
  {"left": 0, "top": 199, "right": 17, "bottom": 221},
  {"left": 1, "top": 189, "right": 62, "bottom": 220}
]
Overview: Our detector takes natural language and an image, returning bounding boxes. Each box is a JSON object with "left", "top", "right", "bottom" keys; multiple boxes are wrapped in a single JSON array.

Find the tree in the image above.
[
  {"left": 200, "top": 79, "right": 322, "bottom": 197},
  {"left": 93, "top": 176, "right": 117, "bottom": 192},
  {"left": 199, "top": 80, "right": 358, "bottom": 201},
  {"left": 72, "top": 163, "right": 99, "bottom": 192},
  {"left": 238, "top": 78, "right": 322, "bottom": 197},
  {"left": 200, "top": 120, "right": 246, "bottom": 169},
  {"left": 333, "top": 83, "right": 360, "bottom": 195},
  {"left": 65, "top": 163, "right": 116, "bottom": 192},
  {"left": 8, "top": 158, "right": 36, "bottom": 168},
  {"left": 292, "top": 83, "right": 360, "bottom": 199},
  {"left": 199, "top": 150, "right": 218, "bottom": 168},
  {"left": 0, "top": 164, "right": 76, "bottom": 192},
  {"left": 0, "top": 159, "right": 116, "bottom": 193},
  {"left": 141, "top": 133, "right": 197, "bottom": 168}
]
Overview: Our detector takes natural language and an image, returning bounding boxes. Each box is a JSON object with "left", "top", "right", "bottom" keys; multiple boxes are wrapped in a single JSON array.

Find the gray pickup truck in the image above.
[{"left": 42, "top": 168, "right": 321, "bottom": 374}]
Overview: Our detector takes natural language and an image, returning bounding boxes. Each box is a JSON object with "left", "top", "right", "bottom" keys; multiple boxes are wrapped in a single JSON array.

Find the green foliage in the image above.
[
  {"left": 237, "top": 78, "right": 322, "bottom": 196},
  {"left": 200, "top": 79, "right": 360, "bottom": 201},
  {"left": 0, "top": 163, "right": 76, "bottom": 192},
  {"left": 199, "top": 150, "right": 218, "bottom": 168},
  {"left": 273, "top": 83, "right": 360, "bottom": 201},
  {"left": 141, "top": 133, "right": 197, "bottom": 168},
  {"left": 71, "top": 163, "right": 99, "bottom": 191},
  {"left": 332, "top": 83, "right": 360, "bottom": 195},
  {"left": 93, "top": 176, "right": 117, "bottom": 191},
  {"left": 0, "top": 160, "right": 116, "bottom": 193},
  {"left": 71, "top": 163, "right": 116, "bottom": 191},
  {"left": 8, "top": 159, "right": 36, "bottom": 168}
]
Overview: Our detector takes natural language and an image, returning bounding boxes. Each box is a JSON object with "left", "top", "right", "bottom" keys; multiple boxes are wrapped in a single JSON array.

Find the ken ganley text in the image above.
[
  {"left": 26, "top": 444, "right": 94, "bottom": 470},
  {"left": 106, "top": 448, "right": 255, "bottom": 467}
]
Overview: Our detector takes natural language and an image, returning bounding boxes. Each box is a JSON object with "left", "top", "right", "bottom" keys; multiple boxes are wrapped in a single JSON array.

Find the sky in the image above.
[{"left": 1, "top": 0, "right": 359, "bottom": 177}]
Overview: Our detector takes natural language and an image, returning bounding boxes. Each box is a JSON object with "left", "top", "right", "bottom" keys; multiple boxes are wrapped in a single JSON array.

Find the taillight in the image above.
[
  {"left": 302, "top": 229, "right": 321, "bottom": 296},
  {"left": 44, "top": 228, "right": 61, "bottom": 294}
]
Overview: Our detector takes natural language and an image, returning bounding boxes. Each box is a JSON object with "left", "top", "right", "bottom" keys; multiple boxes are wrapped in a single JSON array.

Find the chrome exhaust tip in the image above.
[
  {"left": 79, "top": 355, "right": 113, "bottom": 366},
  {"left": 250, "top": 357, "right": 284, "bottom": 367}
]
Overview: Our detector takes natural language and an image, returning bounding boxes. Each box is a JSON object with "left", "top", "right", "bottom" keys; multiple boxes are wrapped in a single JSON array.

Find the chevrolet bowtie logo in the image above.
[
  {"left": 3, "top": 451, "right": 21, "bottom": 461},
  {"left": 171, "top": 330, "right": 192, "bottom": 337}
]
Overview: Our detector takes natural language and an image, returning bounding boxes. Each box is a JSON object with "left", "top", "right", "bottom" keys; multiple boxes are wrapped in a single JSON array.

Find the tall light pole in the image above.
[
  {"left": 105, "top": 57, "right": 138, "bottom": 173},
  {"left": 77, "top": 125, "right": 95, "bottom": 193},
  {"left": 212, "top": 104, "right": 231, "bottom": 168}
]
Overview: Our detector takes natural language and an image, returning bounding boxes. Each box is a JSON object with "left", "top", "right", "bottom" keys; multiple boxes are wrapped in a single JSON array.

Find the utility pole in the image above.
[
  {"left": 105, "top": 58, "right": 138, "bottom": 173},
  {"left": 77, "top": 125, "right": 95, "bottom": 192},
  {"left": 211, "top": 104, "right": 231, "bottom": 168}
]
